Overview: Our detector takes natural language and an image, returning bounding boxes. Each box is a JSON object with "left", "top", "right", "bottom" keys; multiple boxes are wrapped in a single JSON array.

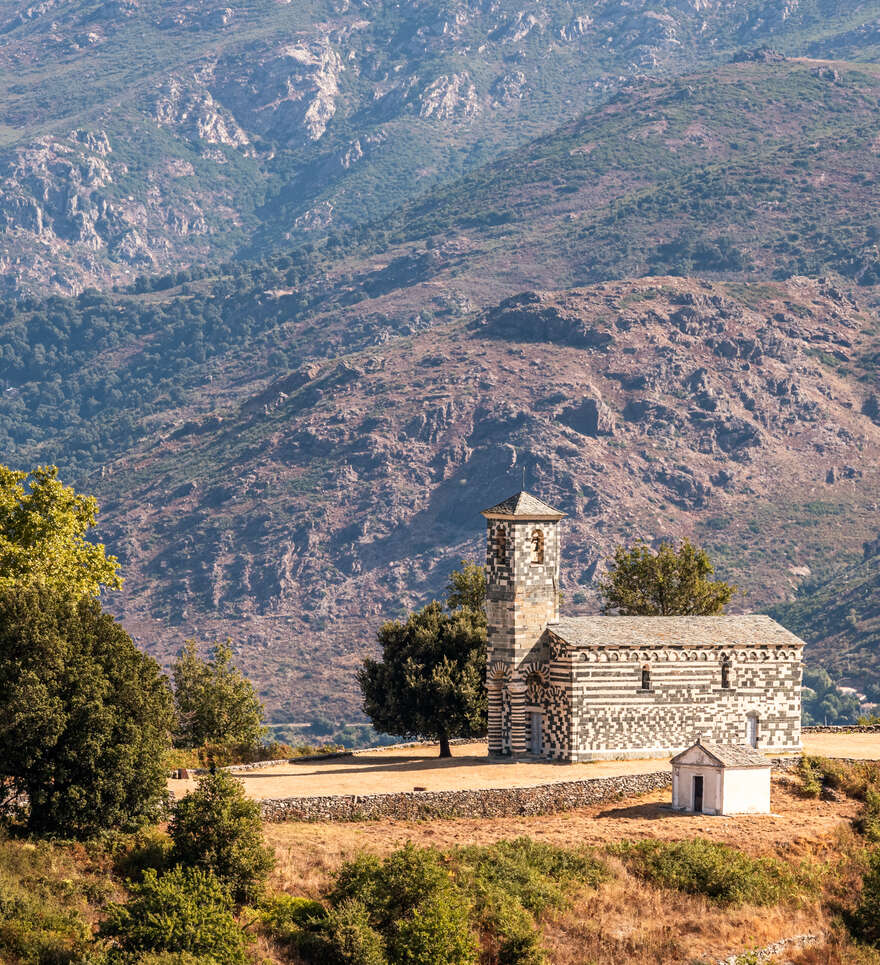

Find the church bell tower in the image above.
[{"left": 481, "top": 491, "right": 565, "bottom": 756}]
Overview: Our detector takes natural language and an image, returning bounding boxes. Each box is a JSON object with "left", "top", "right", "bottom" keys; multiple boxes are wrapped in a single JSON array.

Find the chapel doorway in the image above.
[
  {"left": 528, "top": 712, "right": 542, "bottom": 755},
  {"left": 693, "top": 775, "right": 704, "bottom": 813}
]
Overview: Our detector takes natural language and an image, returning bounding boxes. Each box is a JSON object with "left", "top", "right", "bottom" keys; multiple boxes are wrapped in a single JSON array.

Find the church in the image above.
[{"left": 482, "top": 491, "right": 804, "bottom": 762}]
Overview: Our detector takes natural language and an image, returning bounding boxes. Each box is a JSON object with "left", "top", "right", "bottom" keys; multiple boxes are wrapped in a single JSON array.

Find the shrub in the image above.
[
  {"left": 857, "top": 788, "right": 880, "bottom": 843},
  {"left": 851, "top": 848, "right": 880, "bottom": 946},
  {"left": 798, "top": 758, "right": 823, "bottom": 798},
  {"left": 477, "top": 891, "right": 545, "bottom": 965},
  {"left": 612, "top": 838, "right": 801, "bottom": 906},
  {"left": 99, "top": 866, "right": 249, "bottom": 963},
  {"left": 168, "top": 770, "right": 275, "bottom": 903},
  {"left": 388, "top": 891, "right": 478, "bottom": 965},
  {"left": 331, "top": 845, "right": 451, "bottom": 930},
  {"left": 455, "top": 837, "right": 609, "bottom": 915},
  {"left": 0, "top": 837, "right": 95, "bottom": 964},
  {"left": 328, "top": 845, "right": 477, "bottom": 965},
  {"left": 324, "top": 899, "right": 388, "bottom": 965},
  {"left": 259, "top": 893, "right": 328, "bottom": 943},
  {"left": 110, "top": 828, "right": 173, "bottom": 882}
]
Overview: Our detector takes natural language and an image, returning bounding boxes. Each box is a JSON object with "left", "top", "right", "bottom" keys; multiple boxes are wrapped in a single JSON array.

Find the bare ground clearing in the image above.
[{"left": 167, "top": 732, "right": 880, "bottom": 801}]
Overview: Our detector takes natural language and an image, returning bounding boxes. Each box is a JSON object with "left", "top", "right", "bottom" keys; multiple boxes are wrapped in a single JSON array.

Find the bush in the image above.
[
  {"left": 476, "top": 891, "right": 545, "bottom": 965},
  {"left": 857, "top": 789, "right": 880, "bottom": 843},
  {"left": 612, "top": 838, "right": 801, "bottom": 906},
  {"left": 388, "top": 891, "right": 477, "bottom": 965},
  {"left": 798, "top": 758, "right": 823, "bottom": 798},
  {"left": 110, "top": 828, "right": 173, "bottom": 882},
  {"left": 324, "top": 899, "right": 388, "bottom": 965},
  {"left": 99, "top": 866, "right": 249, "bottom": 963},
  {"left": 455, "top": 837, "right": 609, "bottom": 915},
  {"left": 328, "top": 845, "right": 476, "bottom": 965},
  {"left": 260, "top": 893, "right": 327, "bottom": 933},
  {"left": 851, "top": 849, "right": 880, "bottom": 946},
  {"left": 168, "top": 771, "right": 275, "bottom": 904}
]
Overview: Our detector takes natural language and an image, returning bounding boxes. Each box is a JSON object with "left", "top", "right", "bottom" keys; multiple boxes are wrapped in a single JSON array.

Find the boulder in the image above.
[{"left": 559, "top": 397, "right": 614, "bottom": 437}]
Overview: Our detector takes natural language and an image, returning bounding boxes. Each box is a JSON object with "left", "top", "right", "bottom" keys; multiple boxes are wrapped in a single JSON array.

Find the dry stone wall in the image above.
[{"left": 261, "top": 770, "right": 672, "bottom": 822}]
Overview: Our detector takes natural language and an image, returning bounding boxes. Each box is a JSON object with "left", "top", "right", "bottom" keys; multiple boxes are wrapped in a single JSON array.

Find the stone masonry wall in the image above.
[
  {"left": 260, "top": 758, "right": 805, "bottom": 822},
  {"left": 568, "top": 643, "right": 802, "bottom": 761},
  {"left": 261, "top": 770, "right": 672, "bottom": 822}
]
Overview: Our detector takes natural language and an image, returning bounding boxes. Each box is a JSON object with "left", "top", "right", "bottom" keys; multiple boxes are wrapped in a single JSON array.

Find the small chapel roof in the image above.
[
  {"left": 548, "top": 614, "right": 804, "bottom": 649},
  {"left": 671, "top": 739, "right": 769, "bottom": 768},
  {"left": 481, "top": 491, "right": 566, "bottom": 520}
]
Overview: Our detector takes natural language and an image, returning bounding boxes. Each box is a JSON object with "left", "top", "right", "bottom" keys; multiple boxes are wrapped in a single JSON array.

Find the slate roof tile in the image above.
[
  {"left": 549, "top": 614, "right": 805, "bottom": 649},
  {"left": 481, "top": 490, "right": 565, "bottom": 518}
]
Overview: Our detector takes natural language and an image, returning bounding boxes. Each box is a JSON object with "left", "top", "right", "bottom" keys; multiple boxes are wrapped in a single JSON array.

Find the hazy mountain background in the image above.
[{"left": 1, "top": 0, "right": 879, "bottom": 729}]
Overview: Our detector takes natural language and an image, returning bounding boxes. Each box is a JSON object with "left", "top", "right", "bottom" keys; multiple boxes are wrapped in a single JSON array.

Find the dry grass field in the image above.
[
  {"left": 167, "top": 732, "right": 880, "bottom": 802},
  {"left": 261, "top": 778, "right": 864, "bottom": 965}
]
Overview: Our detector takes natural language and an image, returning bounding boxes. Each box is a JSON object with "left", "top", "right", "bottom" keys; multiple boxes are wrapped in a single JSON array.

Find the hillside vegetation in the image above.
[{"left": 773, "top": 536, "right": 880, "bottom": 700}]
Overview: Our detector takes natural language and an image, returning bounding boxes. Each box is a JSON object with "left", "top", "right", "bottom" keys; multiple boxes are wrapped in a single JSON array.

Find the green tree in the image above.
[
  {"left": 0, "top": 587, "right": 173, "bottom": 837},
  {"left": 358, "top": 562, "right": 487, "bottom": 758},
  {"left": 598, "top": 539, "right": 736, "bottom": 615},
  {"left": 168, "top": 770, "right": 275, "bottom": 904},
  {"left": 171, "top": 639, "right": 265, "bottom": 748},
  {"left": 0, "top": 464, "right": 121, "bottom": 598},
  {"left": 99, "top": 866, "right": 249, "bottom": 963},
  {"left": 445, "top": 560, "right": 486, "bottom": 612}
]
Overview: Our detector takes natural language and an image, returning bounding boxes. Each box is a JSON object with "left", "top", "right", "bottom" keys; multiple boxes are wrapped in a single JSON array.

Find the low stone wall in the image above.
[
  {"left": 261, "top": 771, "right": 672, "bottom": 822},
  {"left": 803, "top": 725, "right": 880, "bottom": 733}
]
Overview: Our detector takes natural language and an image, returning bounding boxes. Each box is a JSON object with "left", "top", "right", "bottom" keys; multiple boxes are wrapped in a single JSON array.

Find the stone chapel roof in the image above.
[
  {"left": 671, "top": 740, "right": 770, "bottom": 768},
  {"left": 481, "top": 491, "right": 566, "bottom": 520},
  {"left": 548, "top": 614, "right": 805, "bottom": 649}
]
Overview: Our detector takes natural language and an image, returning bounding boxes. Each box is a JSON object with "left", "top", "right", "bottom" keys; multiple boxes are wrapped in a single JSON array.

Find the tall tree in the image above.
[
  {"left": 0, "top": 587, "right": 173, "bottom": 837},
  {"left": 446, "top": 559, "right": 486, "bottom": 612},
  {"left": 172, "top": 639, "right": 265, "bottom": 749},
  {"left": 0, "top": 464, "right": 121, "bottom": 598},
  {"left": 598, "top": 539, "right": 736, "bottom": 615},
  {"left": 358, "top": 562, "right": 487, "bottom": 758}
]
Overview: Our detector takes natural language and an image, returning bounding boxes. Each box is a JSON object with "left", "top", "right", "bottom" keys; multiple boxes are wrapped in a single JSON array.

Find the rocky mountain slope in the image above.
[
  {"left": 94, "top": 276, "right": 880, "bottom": 721},
  {"left": 2, "top": 0, "right": 880, "bottom": 295}
]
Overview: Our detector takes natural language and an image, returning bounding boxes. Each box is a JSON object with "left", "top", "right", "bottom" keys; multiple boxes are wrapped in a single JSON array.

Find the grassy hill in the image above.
[{"left": 2, "top": 0, "right": 880, "bottom": 294}]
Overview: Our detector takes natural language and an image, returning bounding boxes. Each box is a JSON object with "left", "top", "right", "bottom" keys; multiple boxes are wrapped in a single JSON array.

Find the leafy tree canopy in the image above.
[
  {"left": 446, "top": 559, "right": 486, "bottom": 612},
  {"left": 598, "top": 539, "right": 736, "bottom": 616},
  {"left": 358, "top": 561, "right": 487, "bottom": 758},
  {"left": 0, "top": 587, "right": 173, "bottom": 837},
  {"left": 169, "top": 770, "right": 275, "bottom": 904},
  {"left": 171, "top": 639, "right": 265, "bottom": 749},
  {"left": 0, "top": 464, "right": 121, "bottom": 598}
]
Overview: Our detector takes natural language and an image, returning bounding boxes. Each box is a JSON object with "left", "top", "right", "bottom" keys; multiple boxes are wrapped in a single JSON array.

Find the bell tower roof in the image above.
[{"left": 481, "top": 490, "right": 566, "bottom": 521}]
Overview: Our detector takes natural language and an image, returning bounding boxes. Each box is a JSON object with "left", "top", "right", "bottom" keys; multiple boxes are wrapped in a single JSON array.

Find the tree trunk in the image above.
[{"left": 439, "top": 734, "right": 452, "bottom": 758}]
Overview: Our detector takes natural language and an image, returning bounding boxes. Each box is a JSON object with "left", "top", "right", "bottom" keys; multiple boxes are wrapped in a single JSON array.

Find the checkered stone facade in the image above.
[{"left": 481, "top": 492, "right": 804, "bottom": 763}]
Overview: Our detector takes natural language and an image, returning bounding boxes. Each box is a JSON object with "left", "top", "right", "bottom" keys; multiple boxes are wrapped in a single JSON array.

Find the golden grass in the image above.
[{"left": 259, "top": 775, "right": 869, "bottom": 964}]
